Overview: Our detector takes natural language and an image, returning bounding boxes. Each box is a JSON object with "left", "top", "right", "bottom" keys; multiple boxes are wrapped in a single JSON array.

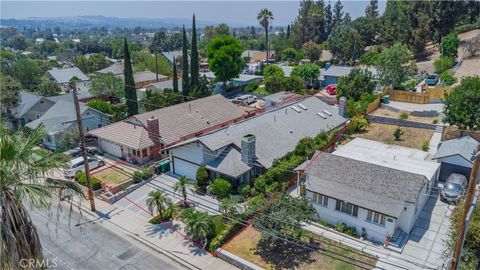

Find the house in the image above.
[
  {"left": 116, "top": 71, "right": 168, "bottom": 89},
  {"left": 319, "top": 65, "right": 378, "bottom": 87},
  {"left": 25, "top": 100, "right": 110, "bottom": 150},
  {"left": 96, "top": 61, "right": 124, "bottom": 76},
  {"left": 89, "top": 95, "right": 249, "bottom": 164},
  {"left": 8, "top": 91, "right": 56, "bottom": 130},
  {"left": 168, "top": 96, "right": 347, "bottom": 184},
  {"left": 161, "top": 51, "right": 186, "bottom": 65},
  {"left": 432, "top": 136, "right": 479, "bottom": 182},
  {"left": 199, "top": 72, "right": 263, "bottom": 89},
  {"left": 303, "top": 138, "right": 440, "bottom": 243},
  {"left": 263, "top": 91, "right": 302, "bottom": 111},
  {"left": 48, "top": 67, "right": 90, "bottom": 92},
  {"left": 137, "top": 78, "right": 183, "bottom": 100}
]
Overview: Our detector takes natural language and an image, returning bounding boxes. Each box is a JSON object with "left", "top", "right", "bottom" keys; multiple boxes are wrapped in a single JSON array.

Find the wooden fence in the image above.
[
  {"left": 442, "top": 126, "right": 480, "bottom": 141},
  {"left": 366, "top": 96, "right": 381, "bottom": 114},
  {"left": 384, "top": 86, "right": 452, "bottom": 104}
]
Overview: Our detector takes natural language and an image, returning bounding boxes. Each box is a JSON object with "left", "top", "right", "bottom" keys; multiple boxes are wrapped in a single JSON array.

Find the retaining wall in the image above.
[
  {"left": 215, "top": 249, "right": 264, "bottom": 270},
  {"left": 367, "top": 115, "right": 437, "bottom": 130}
]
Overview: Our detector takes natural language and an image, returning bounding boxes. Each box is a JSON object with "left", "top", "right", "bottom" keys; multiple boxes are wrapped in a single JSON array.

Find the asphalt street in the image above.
[{"left": 28, "top": 203, "right": 187, "bottom": 270}]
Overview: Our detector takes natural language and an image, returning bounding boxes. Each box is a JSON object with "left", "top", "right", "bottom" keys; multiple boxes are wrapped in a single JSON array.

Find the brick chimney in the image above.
[{"left": 146, "top": 116, "right": 161, "bottom": 160}]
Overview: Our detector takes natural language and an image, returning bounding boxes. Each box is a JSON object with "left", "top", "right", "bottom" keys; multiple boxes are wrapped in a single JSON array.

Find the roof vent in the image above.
[
  {"left": 298, "top": 104, "right": 307, "bottom": 110},
  {"left": 322, "top": 110, "right": 332, "bottom": 116},
  {"left": 291, "top": 106, "right": 301, "bottom": 113},
  {"left": 317, "top": 112, "right": 327, "bottom": 119}
]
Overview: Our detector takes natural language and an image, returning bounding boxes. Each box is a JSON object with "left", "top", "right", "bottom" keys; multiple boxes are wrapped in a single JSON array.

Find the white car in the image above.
[
  {"left": 236, "top": 94, "right": 256, "bottom": 106},
  {"left": 64, "top": 156, "right": 105, "bottom": 178}
]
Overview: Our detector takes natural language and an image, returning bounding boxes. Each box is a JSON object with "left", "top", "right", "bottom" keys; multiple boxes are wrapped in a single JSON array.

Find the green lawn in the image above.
[{"left": 252, "top": 86, "right": 269, "bottom": 95}]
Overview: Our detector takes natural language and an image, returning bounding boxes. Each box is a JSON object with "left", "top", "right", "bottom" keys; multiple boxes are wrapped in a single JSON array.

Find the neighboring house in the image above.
[
  {"left": 118, "top": 71, "right": 168, "bottom": 89},
  {"left": 303, "top": 138, "right": 440, "bottom": 244},
  {"left": 48, "top": 67, "right": 91, "bottom": 92},
  {"left": 242, "top": 50, "right": 262, "bottom": 59},
  {"left": 432, "top": 136, "right": 479, "bottom": 182},
  {"left": 319, "top": 65, "right": 378, "bottom": 87},
  {"left": 89, "top": 95, "right": 249, "bottom": 164},
  {"left": 263, "top": 91, "right": 303, "bottom": 111},
  {"left": 199, "top": 72, "right": 263, "bottom": 89},
  {"left": 137, "top": 78, "right": 183, "bottom": 100},
  {"left": 46, "top": 92, "right": 95, "bottom": 103},
  {"left": 96, "top": 61, "right": 124, "bottom": 76},
  {"left": 8, "top": 91, "right": 56, "bottom": 130},
  {"left": 168, "top": 96, "right": 347, "bottom": 185},
  {"left": 25, "top": 100, "right": 110, "bottom": 150}
]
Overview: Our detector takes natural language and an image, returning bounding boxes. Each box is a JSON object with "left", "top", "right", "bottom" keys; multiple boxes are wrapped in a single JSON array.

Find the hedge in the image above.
[{"left": 75, "top": 172, "right": 102, "bottom": 191}]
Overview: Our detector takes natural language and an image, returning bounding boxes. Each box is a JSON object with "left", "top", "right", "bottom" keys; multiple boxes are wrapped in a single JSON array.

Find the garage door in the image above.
[
  {"left": 100, "top": 139, "right": 122, "bottom": 157},
  {"left": 173, "top": 157, "right": 199, "bottom": 180}
]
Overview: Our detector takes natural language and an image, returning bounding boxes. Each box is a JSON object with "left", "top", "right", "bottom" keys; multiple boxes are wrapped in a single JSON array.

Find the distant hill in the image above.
[{"left": 0, "top": 15, "right": 234, "bottom": 30}]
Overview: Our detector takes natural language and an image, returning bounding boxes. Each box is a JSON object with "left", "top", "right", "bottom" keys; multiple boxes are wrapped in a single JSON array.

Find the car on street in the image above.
[
  {"left": 425, "top": 74, "right": 439, "bottom": 86},
  {"left": 64, "top": 156, "right": 105, "bottom": 178},
  {"left": 65, "top": 147, "right": 82, "bottom": 157},
  {"left": 440, "top": 173, "right": 467, "bottom": 203},
  {"left": 325, "top": 84, "right": 337, "bottom": 95}
]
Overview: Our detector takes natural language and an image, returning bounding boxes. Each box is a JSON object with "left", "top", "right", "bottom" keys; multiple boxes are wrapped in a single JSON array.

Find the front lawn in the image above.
[
  {"left": 94, "top": 167, "right": 135, "bottom": 185},
  {"left": 225, "top": 226, "right": 377, "bottom": 270}
]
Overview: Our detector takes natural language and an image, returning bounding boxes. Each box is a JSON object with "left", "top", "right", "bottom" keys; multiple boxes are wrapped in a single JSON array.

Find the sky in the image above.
[{"left": 1, "top": 1, "right": 386, "bottom": 26}]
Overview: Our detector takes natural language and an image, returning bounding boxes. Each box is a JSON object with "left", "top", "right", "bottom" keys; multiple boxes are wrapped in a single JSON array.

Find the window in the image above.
[
  {"left": 335, "top": 200, "right": 358, "bottom": 217},
  {"left": 97, "top": 124, "right": 102, "bottom": 128},
  {"left": 366, "top": 210, "right": 386, "bottom": 226},
  {"left": 312, "top": 192, "right": 328, "bottom": 207},
  {"left": 141, "top": 148, "right": 148, "bottom": 157}
]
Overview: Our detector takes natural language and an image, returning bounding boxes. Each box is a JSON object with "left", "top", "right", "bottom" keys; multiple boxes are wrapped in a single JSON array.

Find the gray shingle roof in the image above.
[
  {"left": 161, "top": 51, "right": 187, "bottom": 64},
  {"left": 46, "top": 92, "right": 93, "bottom": 103},
  {"left": 97, "top": 61, "right": 124, "bottom": 75},
  {"left": 117, "top": 71, "right": 168, "bottom": 84},
  {"left": 206, "top": 147, "right": 251, "bottom": 178},
  {"left": 12, "top": 91, "right": 45, "bottom": 118},
  {"left": 198, "top": 96, "right": 347, "bottom": 168},
  {"left": 48, "top": 67, "right": 89, "bottom": 83},
  {"left": 147, "top": 79, "right": 183, "bottom": 92},
  {"left": 433, "top": 136, "right": 478, "bottom": 164},
  {"left": 25, "top": 100, "right": 89, "bottom": 132},
  {"left": 305, "top": 153, "right": 428, "bottom": 218},
  {"left": 319, "top": 65, "right": 378, "bottom": 79}
]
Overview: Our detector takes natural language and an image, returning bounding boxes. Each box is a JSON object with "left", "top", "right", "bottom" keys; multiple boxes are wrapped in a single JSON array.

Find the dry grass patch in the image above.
[
  {"left": 351, "top": 123, "right": 434, "bottom": 149},
  {"left": 93, "top": 167, "right": 135, "bottom": 185},
  {"left": 225, "top": 227, "right": 377, "bottom": 270}
]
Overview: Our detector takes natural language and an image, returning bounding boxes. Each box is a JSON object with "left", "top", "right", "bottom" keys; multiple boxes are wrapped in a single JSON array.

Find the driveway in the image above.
[
  {"left": 115, "top": 174, "right": 221, "bottom": 218},
  {"left": 398, "top": 191, "right": 452, "bottom": 269}
]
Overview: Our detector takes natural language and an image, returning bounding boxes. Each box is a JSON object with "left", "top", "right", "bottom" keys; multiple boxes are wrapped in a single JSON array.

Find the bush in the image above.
[
  {"left": 195, "top": 166, "right": 209, "bottom": 192},
  {"left": 347, "top": 115, "right": 369, "bottom": 134},
  {"left": 239, "top": 184, "right": 251, "bottom": 198},
  {"left": 284, "top": 75, "right": 305, "bottom": 93},
  {"left": 434, "top": 56, "right": 455, "bottom": 74},
  {"left": 265, "top": 75, "right": 285, "bottom": 94},
  {"left": 393, "top": 127, "right": 404, "bottom": 141},
  {"left": 208, "top": 222, "right": 243, "bottom": 252},
  {"left": 281, "top": 48, "right": 297, "bottom": 62},
  {"left": 432, "top": 119, "right": 439, "bottom": 124},
  {"left": 211, "top": 178, "right": 232, "bottom": 198},
  {"left": 263, "top": 65, "right": 284, "bottom": 79},
  {"left": 422, "top": 141, "right": 430, "bottom": 151},
  {"left": 75, "top": 172, "right": 102, "bottom": 191},
  {"left": 133, "top": 167, "right": 154, "bottom": 183},
  {"left": 440, "top": 71, "right": 457, "bottom": 86},
  {"left": 244, "top": 81, "right": 260, "bottom": 92},
  {"left": 399, "top": 113, "right": 409, "bottom": 119},
  {"left": 335, "top": 223, "right": 358, "bottom": 237}
]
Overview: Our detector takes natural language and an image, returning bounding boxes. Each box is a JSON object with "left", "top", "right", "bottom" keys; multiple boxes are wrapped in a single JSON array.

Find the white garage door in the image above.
[
  {"left": 100, "top": 139, "right": 122, "bottom": 157},
  {"left": 173, "top": 157, "right": 199, "bottom": 180}
]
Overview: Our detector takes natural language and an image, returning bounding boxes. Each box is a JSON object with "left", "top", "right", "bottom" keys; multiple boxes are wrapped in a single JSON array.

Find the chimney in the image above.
[
  {"left": 241, "top": 134, "right": 256, "bottom": 171},
  {"left": 147, "top": 116, "right": 160, "bottom": 145},
  {"left": 338, "top": 96, "right": 347, "bottom": 117}
]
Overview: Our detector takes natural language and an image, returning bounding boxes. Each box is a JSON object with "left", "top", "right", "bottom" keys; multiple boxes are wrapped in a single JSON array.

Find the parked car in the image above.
[
  {"left": 425, "top": 74, "right": 439, "bottom": 86},
  {"left": 440, "top": 173, "right": 467, "bottom": 203},
  {"left": 326, "top": 84, "right": 337, "bottom": 95},
  {"left": 64, "top": 156, "right": 105, "bottom": 178},
  {"left": 86, "top": 146, "right": 104, "bottom": 156},
  {"left": 234, "top": 94, "right": 256, "bottom": 106},
  {"left": 65, "top": 147, "right": 82, "bottom": 158}
]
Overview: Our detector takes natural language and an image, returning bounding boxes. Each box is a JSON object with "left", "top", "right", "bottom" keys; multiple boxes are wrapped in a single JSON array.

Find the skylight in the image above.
[
  {"left": 298, "top": 104, "right": 307, "bottom": 110},
  {"left": 291, "top": 106, "right": 302, "bottom": 113},
  {"left": 322, "top": 110, "right": 332, "bottom": 116},
  {"left": 317, "top": 112, "right": 327, "bottom": 119}
]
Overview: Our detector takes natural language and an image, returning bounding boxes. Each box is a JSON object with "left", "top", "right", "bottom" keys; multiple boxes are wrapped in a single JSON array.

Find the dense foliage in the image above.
[
  {"left": 144, "top": 88, "right": 185, "bottom": 112},
  {"left": 443, "top": 76, "right": 480, "bottom": 130},
  {"left": 376, "top": 43, "right": 414, "bottom": 87},
  {"left": 206, "top": 35, "right": 244, "bottom": 87},
  {"left": 336, "top": 68, "right": 376, "bottom": 101},
  {"left": 123, "top": 38, "right": 138, "bottom": 116},
  {"left": 210, "top": 178, "right": 232, "bottom": 198},
  {"left": 263, "top": 64, "right": 284, "bottom": 79},
  {"left": 291, "top": 63, "right": 320, "bottom": 84},
  {"left": 89, "top": 73, "right": 124, "bottom": 102}
]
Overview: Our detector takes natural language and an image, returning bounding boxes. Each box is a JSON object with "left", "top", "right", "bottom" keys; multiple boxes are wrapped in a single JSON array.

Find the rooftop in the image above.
[
  {"left": 97, "top": 61, "right": 124, "bottom": 75},
  {"left": 117, "top": 71, "right": 168, "bottom": 83},
  {"left": 206, "top": 146, "right": 251, "bottom": 178},
  {"left": 146, "top": 78, "right": 183, "bottom": 92},
  {"left": 48, "top": 67, "right": 89, "bottom": 84},
  {"left": 12, "top": 91, "right": 46, "bottom": 118},
  {"left": 319, "top": 65, "right": 378, "bottom": 79},
  {"left": 433, "top": 136, "right": 478, "bottom": 165}
]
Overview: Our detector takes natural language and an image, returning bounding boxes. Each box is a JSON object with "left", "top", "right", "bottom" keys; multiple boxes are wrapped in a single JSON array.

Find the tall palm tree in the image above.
[
  {"left": 183, "top": 209, "right": 215, "bottom": 247},
  {"left": 173, "top": 176, "right": 190, "bottom": 207},
  {"left": 146, "top": 190, "right": 168, "bottom": 221},
  {"left": 1, "top": 124, "right": 84, "bottom": 269},
  {"left": 257, "top": 9, "right": 274, "bottom": 63}
]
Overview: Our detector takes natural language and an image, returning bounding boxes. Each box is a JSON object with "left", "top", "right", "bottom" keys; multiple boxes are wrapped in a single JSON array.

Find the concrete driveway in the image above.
[
  {"left": 400, "top": 191, "right": 453, "bottom": 269},
  {"left": 114, "top": 174, "right": 221, "bottom": 218}
]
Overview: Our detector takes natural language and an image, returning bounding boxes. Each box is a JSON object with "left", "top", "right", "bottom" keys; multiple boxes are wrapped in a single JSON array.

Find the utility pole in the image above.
[
  {"left": 450, "top": 143, "right": 480, "bottom": 270},
  {"left": 155, "top": 49, "right": 159, "bottom": 82},
  {"left": 71, "top": 77, "right": 96, "bottom": 212}
]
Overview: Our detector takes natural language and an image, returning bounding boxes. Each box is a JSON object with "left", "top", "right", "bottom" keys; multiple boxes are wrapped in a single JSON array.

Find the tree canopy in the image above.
[
  {"left": 443, "top": 76, "right": 480, "bottom": 130},
  {"left": 376, "top": 43, "right": 414, "bottom": 87},
  {"left": 13, "top": 59, "right": 41, "bottom": 88},
  {"left": 291, "top": 63, "right": 320, "bottom": 83},
  {"left": 441, "top": 33, "right": 460, "bottom": 58},
  {"left": 336, "top": 68, "right": 376, "bottom": 101},
  {"left": 206, "top": 35, "right": 244, "bottom": 86},
  {"left": 263, "top": 64, "right": 284, "bottom": 79},
  {"left": 89, "top": 72, "right": 124, "bottom": 102},
  {"left": 328, "top": 24, "right": 364, "bottom": 63}
]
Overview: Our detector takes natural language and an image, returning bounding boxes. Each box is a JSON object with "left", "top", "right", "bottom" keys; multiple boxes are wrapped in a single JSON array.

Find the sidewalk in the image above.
[{"left": 76, "top": 197, "right": 237, "bottom": 270}]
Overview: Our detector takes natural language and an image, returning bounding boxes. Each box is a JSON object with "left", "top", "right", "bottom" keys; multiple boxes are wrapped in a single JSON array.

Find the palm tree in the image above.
[
  {"left": 1, "top": 124, "right": 84, "bottom": 269},
  {"left": 183, "top": 209, "right": 215, "bottom": 246},
  {"left": 257, "top": 9, "right": 274, "bottom": 63},
  {"left": 219, "top": 195, "right": 242, "bottom": 217},
  {"left": 173, "top": 176, "right": 190, "bottom": 207},
  {"left": 146, "top": 190, "right": 168, "bottom": 221}
]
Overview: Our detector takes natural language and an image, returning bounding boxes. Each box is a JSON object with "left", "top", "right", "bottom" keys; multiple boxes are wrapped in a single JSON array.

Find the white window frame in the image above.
[
  {"left": 366, "top": 210, "right": 386, "bottom": 226},
  {"left": 312, "top": 192, "right": 328, "bottom": 207},
  {"left": 335, "top": 200, "right": 358, "bottom": 217}
]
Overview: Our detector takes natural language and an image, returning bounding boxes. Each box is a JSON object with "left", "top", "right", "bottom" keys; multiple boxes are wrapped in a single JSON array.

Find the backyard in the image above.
[
  {"left": 225, "top": 227, "right": 377, "bottom": 270},
  {"left": 350, "top": 123, "right": 434, "bottom": 150},
  {"left": 370, "top": 108, "right": 439, "bottom": 124}
]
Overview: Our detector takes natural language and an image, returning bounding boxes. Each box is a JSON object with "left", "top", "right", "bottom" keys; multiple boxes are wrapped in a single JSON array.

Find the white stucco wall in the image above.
[{"left": 171, "top": 142, "right": 207, "bottom": 165}]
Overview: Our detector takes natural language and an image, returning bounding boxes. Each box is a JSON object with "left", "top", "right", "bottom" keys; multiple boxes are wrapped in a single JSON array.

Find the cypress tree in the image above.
[
  {"left": 181, "top": 25, "right": 190, "bottom": 96},
  {"left": 123, "top": 38, "right": 138, "bottom": 116},
  {"left": 286, "top": 24, "right": 291, "bottom": 39},
  {"left": 172, "top": 57, "right": 179, "bottom": 92},
  {"left": 190, "top": 14, "right": 199, "bottom": 88}
]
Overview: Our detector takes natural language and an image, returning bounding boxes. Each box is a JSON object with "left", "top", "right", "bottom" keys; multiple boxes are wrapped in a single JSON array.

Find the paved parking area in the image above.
[
  {"left": 400, "top": 191, "right": 453, "bottom": 269},
  {"left": 114, "top": 174, "right": 221, "bottom": 218}
]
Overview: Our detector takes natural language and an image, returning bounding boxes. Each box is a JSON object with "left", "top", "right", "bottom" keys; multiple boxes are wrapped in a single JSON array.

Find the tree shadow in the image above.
[{"left": 256, "top": 238, "right": 318, "bottom": 269}]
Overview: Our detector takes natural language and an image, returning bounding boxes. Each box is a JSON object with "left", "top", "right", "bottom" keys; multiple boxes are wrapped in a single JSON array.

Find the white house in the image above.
[{"left": 302, "top": 138, "right": 440, "bottom": 245}]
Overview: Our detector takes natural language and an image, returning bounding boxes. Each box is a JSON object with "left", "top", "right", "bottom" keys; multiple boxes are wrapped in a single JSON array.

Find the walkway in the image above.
[{"left": 385, "top": 101, "right": 444, "bottom": 114}]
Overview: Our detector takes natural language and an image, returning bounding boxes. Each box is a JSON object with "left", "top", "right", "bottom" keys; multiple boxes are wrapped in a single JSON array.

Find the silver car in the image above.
[
  {"left": 64, "top": 156, "right": 105, "bottom": 178},
  {"left": 440, "top": 173, "right": 467, "bottom": 203}
]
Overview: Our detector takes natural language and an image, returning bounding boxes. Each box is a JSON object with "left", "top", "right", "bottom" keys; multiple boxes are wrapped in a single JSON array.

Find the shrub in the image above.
[
  {"left": 335, "top": 223, "right": 358, "bottom": 237},
  {"left": 284, "top": 75, "right": 304, "bottom": 93},
  {"left": 75, "top": 172, "right": 102, "bottom": 191},
  {"left": 422, "top": 141, "right": 430, "bottom": 151},
  {"left": 208, "top": 222, "right": 243, "bottom": 252},
  {"left": 263, "top": 65, "right": 284, "bottom": 79},
  {"left": 399, "top": 113, "right": 409, "bottom": 119},
  {"left": 432, "top": 119, "right": 439, "bottom": 124},
  {"left": 239, "top": 184, "right": 251, "bottom": 198},
  {"left": 211, "top": 178, "right": 232, "bottom": 198},
  {"left": 133, "top": 167, "right": 154, "bottom": 182},
  {"left": 434, "top": 56, "right": 455, "bottom": 74},
  {"left": 265, "top": 75, "right": 285, "bottom": 94},
  {"left": 393, "top": 127, "right": 404, "bottom": 141},
  {"left": 195, "top": 166, "right": 209, "bottom": 192},
  {"left": 281, "top": 48, "right": 297, "bottom": 62},
  {"left": 244, "top": 81, "right": 260, "bottom": 92},
  {"left": 440, "top": 71, "right": 457, "bottom": 86},
  {"left": 347, "top": 115, "right": 369, "bottom": 134}
]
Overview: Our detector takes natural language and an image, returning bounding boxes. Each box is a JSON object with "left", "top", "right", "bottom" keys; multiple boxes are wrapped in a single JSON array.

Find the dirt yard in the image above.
[
  {"left": 225, "top": 227, "right": 377, "bottom": 270},
  {"left": 351, "top": 123, "right": 434, "bottom": 149},
  {"left": 371, "top": 108, "right": 439, "bottom": 124},
  {"left": 92, "top": 165, "right": 137, "bottom": 185}
]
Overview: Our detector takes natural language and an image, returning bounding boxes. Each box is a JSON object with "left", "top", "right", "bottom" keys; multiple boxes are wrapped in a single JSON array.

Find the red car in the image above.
[{"left": 325, "top": 84, "right": 337, "bottom": 95}]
